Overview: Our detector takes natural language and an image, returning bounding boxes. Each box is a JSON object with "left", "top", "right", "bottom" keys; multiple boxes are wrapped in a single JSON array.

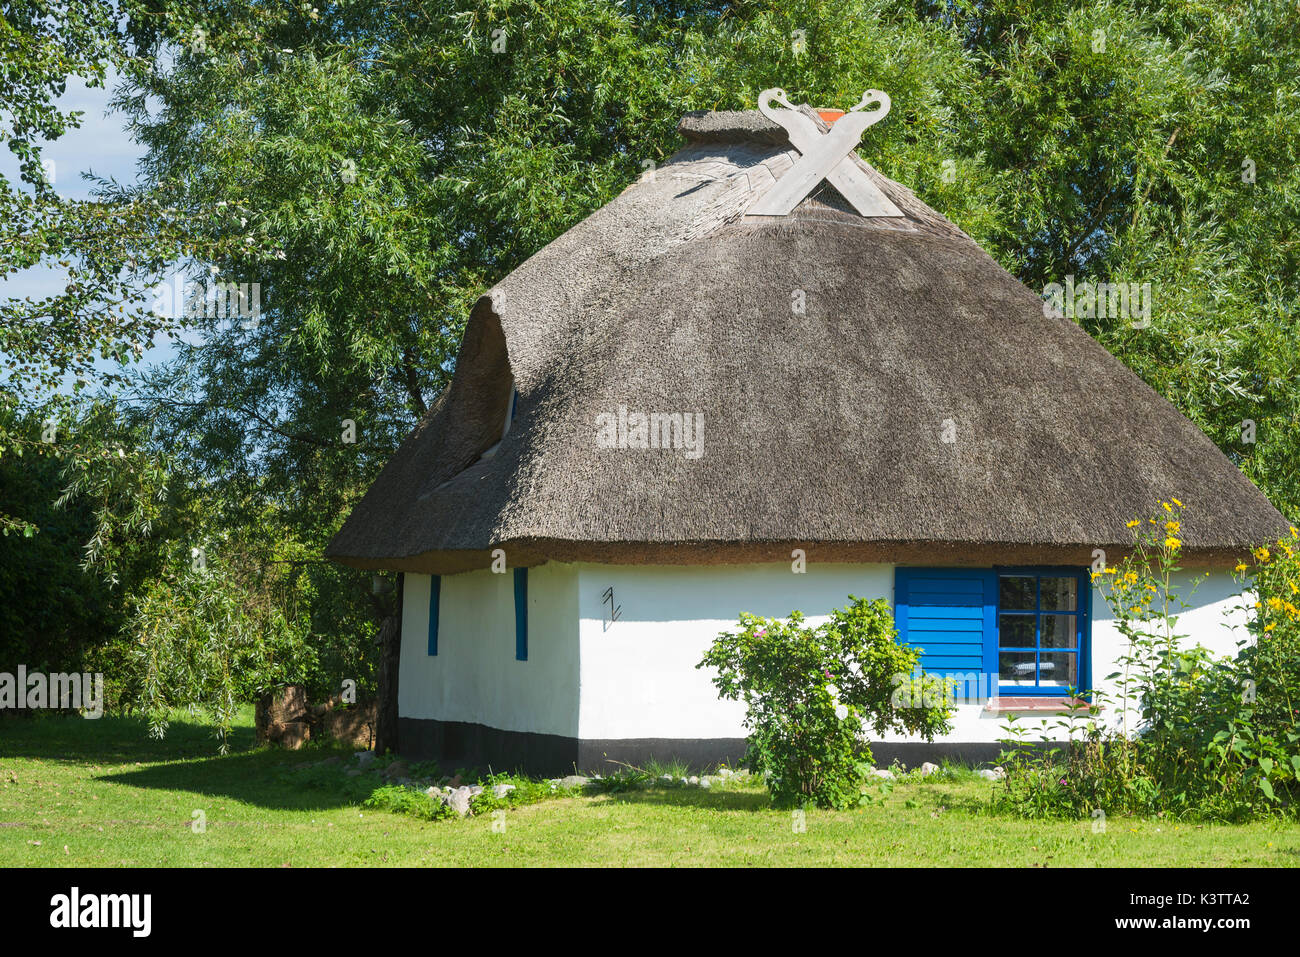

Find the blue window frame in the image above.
[
  {"left": 994, "top": 568, "right": 1090, "bottom": 695},
  {"left": 895, "top": 566, "right": 1090, "bottom": 698},
  {"left": 427, "top": 574, "right": 441, "bottom": 656},
  {"left": 513, "top": 567, "right": 528, "bottom": 661}
]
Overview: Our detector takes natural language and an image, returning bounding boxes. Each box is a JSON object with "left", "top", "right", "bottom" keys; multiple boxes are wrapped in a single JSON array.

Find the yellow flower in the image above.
[
  {"left": 1126, "top": 520, "right": 1142, "bottom": 528},
  {"left": 1235, "top": 563, "right": 1248, "bottom": 573},
  {"left": 1171, "top": 498, "right": 1184, "bottom": 507},
  {"left": 1124, "top": 571, "right": 1139, "bottom": 584},
  {"left": 1290, "top": 582, "right": 1298, "bottom": 595},
  {"left": 1254, "top": 602, "right": 1263, "bottom": 610},
  {"left": 1267, "top": 596, "right": 1283, "bottom": 611},
  {"left": 1162, "top": 502, "right": 1173, "bottom": 512},
  {"left": 1255, "top": 547, "right": 1271, "bottom": 563},
  {"left": 1165, "top": 521, "right": 1180, "bottom": 533},
  {"left": 1265, "top": 622, "right": 1277, "bottom": 632},
  {"left": 1164, "top": 537, "right": 1182, "bottom": 549},
  {"left": 1290, "top": 526, "right": 1298, "bottom": 538}
]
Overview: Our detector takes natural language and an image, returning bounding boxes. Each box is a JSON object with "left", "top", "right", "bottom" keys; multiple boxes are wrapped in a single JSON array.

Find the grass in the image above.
[{"left": 2, "top": 709, "right": 1298, "bottom": 867}]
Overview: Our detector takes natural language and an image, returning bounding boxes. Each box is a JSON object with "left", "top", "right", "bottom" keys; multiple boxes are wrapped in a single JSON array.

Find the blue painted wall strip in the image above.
[
  {"left": 427, "top": 574, "right": 441, "bottom": 656},
  {"left": 981, "top": 570, "right": 998, "bottom": 688},
  {"left": 513, "top": 567, "right": 528, "bottom": 661}
]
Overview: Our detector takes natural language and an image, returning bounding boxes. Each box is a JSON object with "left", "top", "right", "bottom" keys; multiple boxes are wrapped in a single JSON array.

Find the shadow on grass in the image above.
[
  {"left": 0, "top": 711, "right": 258, "bottom": 764},
  {"left": 96, "top": 754, "right": 375, "bottom": 812},
  {"left": 3, "top": 712, "right": 369, "bottom": 812},
  {"left": 589, "top": 787, "right": 773, "bottom": 813}
]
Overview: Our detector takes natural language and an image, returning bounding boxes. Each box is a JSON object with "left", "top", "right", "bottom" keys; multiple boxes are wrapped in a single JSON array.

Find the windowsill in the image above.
[{"left": 983, "top": 696, "right": 1094, "bottom": 714}]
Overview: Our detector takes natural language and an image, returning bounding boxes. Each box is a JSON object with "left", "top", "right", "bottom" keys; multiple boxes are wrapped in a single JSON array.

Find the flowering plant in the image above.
[
  {"left": 1233, "top": 525, "right": 1300, "bottom": 771},
  {"left": 997, "top": 504, "right": 1300, "bottom": 821},
  {"left": 699, "top": 596, "right": 951, "bottom": 809}
]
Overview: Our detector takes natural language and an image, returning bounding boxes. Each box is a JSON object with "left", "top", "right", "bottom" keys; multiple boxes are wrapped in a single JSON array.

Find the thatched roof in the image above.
[{"left": 327, "top": 107, "right": 1290, "bottom": 575}]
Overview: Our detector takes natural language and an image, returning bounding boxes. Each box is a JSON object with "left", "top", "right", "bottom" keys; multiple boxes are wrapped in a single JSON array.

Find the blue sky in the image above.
[{"left": 1, "top": 68, "right": 186, "bottom": 389}]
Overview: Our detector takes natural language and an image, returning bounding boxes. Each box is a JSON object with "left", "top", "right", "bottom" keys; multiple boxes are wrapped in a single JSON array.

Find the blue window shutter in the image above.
[
  {"left": 513, "top": 567, "right": 528, "bottom": 661},
  {"left": 895, "top": 568, "right": 996, "bottom": 685},
  {"left": 427, "top": 574, "right": 441, "bottom": 656}
]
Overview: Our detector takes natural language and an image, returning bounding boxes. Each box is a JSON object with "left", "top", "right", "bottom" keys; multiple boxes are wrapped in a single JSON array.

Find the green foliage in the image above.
[
  {"left": 0, "top": 402, "right": 122, "bottom": 676},
  {"left": 587, "top": 760, "right": 753, "bottom": 793},
  {"left": 1, "top": 0, "right": 190, "bottom": 425},
  {"left": 129, "top": 546, "right": 315, "bottom": 751},
  {"left": 45, "top": 396, "right": 376, "bottom": 727},
  {"left": 996, "top": 506, "right": 1300, "bottom": 822},
  {"left": 699, "top": 596, "right": 952, "bottom": 809},
  {"left": 1236, "top": 529, "right": 1300, "bottom": 741},
  {"left": 364, "top": 784, "right": 457, "bottom": 821},
  {"left": 284, "top": 759, "right": 582, "bottom": 822}
]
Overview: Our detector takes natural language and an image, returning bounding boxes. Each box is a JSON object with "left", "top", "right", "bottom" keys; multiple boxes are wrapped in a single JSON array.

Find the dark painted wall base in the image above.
[
  {"left": 399, "top": 717, "right": 1038, "bottom": 775},
  {"left": 398, "top": 717, "right": 747, "bottom": 776}
]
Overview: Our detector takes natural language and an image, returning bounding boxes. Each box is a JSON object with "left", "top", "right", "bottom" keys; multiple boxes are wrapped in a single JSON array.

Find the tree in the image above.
[
  {"left": 0, "top": 403, "right": 123, "bottom": 681},
  {"left": 0, "top": 1, "right": 193, "bottom": 533}
]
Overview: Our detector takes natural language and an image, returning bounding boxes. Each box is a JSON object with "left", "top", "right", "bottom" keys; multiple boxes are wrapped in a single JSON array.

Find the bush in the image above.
[
  {"left": 698, "top": 595, "right": 952, "bottom": 809},
  {"left": 995, "top": 504, "right": 1300, "bottom": 822}
]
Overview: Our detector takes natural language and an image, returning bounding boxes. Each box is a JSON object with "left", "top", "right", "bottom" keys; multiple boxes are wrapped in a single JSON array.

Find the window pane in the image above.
[
  {"left": 999, "top": 651, "right": 1037, "bottom": 686},
  {"left": 1039, "top": 651, "right": 1077, "bottom": 687},
  {"left": 1000, "top": 576, "right": 1035, "bottom": 610},
  {"left": 1041, "top": 614, "right": 1077, "bottom": 649},
  {"left": 1041, "top": 577, "right": 1078, "bottom": 611},
  {"left": 998, "top": 615, "right": 1036, "bottom": 648}
]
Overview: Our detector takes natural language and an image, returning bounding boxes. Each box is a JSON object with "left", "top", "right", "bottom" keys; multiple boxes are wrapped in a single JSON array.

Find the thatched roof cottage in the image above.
[{"left": 328, "top": 95, "right": 1290, "bottom": 772}]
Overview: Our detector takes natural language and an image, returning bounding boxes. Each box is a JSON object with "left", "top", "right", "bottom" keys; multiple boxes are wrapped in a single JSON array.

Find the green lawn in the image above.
[{"left": 2, "top": 710, "right": 1297, "bottom": 867}]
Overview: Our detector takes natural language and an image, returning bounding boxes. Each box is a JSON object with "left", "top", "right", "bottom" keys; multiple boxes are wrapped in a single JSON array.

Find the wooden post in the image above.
[{"left": 374, "top": 572, "right": 403, "bottom": 755}]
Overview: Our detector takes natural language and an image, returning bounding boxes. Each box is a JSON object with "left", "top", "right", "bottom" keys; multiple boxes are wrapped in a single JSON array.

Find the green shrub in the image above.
[
  {"left": 698, "top": 595, "right": 952, "bottom": 809},
  {"left": 996, "top": 505, "right": 1300, "bottom": 822}
]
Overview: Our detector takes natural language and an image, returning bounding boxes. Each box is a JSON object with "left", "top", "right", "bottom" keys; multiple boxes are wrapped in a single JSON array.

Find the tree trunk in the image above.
[{"left": 374, "top": 573, "right": 403, "bottom": 755}]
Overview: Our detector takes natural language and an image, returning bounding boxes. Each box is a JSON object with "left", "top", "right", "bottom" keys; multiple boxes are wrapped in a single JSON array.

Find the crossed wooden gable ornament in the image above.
[{"left": 748, "top": 87, "right": 903, "bottom": 219}]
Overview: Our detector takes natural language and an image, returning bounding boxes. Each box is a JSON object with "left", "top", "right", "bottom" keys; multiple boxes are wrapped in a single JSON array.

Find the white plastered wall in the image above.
[
  {"left": 401, "top": 561, "right": 1251, "bottom": 747},
  {"left": 573, "top": 563, "right": 1250, "bottom": 744},
  {"left": 398, "top": 565, "right": 580, "bottom": 737},
  {"left": 575, "top": 562, "right": 894, "bottom": 740}
]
